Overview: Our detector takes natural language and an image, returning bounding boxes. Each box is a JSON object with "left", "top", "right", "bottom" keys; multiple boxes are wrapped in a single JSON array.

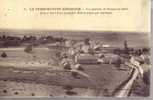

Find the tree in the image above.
[
  {"left": 2, "top": 35, "right": 6, "bottom": 40},
  {"left": 124, "top": 40, "right": 129, "bottom": 54},
  {"left": 115, "top": 57, "right": 122, "bottom": 68},
  {"left": 124, "top": 40, "right": 128, "bottom": 50},
  {"left": 84, "top": 38, "right": 90, "bottom": 45},
  {"left": 142, "top": 48, "right": 149, "bottom": 53}
]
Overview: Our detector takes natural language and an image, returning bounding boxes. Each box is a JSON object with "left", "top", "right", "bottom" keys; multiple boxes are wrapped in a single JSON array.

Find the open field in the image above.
[
  {"left": 0, "top": 63, "right": 131, "bottom": 97},
  {"left": 0, "top": 47, "right": 62, "bottom": 69}
]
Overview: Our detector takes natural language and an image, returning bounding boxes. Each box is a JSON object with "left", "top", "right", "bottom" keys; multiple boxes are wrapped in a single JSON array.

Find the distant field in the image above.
[
  {"left": 0, "top": 30, "right": 150, "bottom": 48},
  {"left": 0, "top": 47, "right": 62, "bottom": 69}
]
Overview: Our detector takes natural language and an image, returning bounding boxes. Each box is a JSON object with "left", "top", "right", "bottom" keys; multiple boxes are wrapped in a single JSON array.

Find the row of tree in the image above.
[{"left": 0, "top": 35, "right": 66, "bottom": 47}]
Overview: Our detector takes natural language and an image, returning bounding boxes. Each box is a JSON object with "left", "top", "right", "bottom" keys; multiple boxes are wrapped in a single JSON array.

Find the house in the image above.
[
  {"left": 81, "top": 45, "right": 90, "bottom": 53},
  {"left": 75, "top": 54, "right": 98, "bottom": 64}
]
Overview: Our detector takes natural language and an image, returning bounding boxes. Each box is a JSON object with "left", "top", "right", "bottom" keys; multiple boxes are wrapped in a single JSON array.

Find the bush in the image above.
[
  {"left": 71, "top": 72, "right": 80, "bottom": 79},
  {"left": 115, "top": 57, "right": 121, "bottom": 68},
  {"left": 64, "top": 64, "right": 71, "bottom": 70},
  {"left": 1, "top": 52, "right": 7, "bottom": 58},
  {"left": 143, "top": 70, "right": 150, "bottom": 85},
  {"left": 24, "top": 45, "right": 33, "bottom": 53}
]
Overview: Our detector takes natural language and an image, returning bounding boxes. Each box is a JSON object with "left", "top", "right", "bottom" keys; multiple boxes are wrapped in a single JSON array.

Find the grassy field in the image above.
[{"left": 0, "top": 47, "right": 63, "bottom": 69}]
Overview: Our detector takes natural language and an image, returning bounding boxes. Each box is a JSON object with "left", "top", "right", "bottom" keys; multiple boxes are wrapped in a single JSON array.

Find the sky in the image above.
[{"left": 0, "top": 0, "right": 150, "bottom": 33}]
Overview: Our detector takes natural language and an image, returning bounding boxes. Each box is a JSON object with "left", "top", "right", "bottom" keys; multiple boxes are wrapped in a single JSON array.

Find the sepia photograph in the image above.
[
  {"left": 0, "top": 30, "right": 150, "bottom": 97},
  {"left": 0, "top": 0, "right": 151, "bottom": 98}
]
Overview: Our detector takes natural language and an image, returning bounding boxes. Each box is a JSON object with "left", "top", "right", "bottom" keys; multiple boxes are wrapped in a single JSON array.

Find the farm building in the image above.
[{"left": 75, "top": 54, "right": 98, "bottom": 64}]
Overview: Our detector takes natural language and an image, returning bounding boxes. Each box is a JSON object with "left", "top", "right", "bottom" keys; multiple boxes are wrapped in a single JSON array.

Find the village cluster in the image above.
[
  {"left": 0, "top": 35, "right": 150, "bottom": 71},
  {"left": 0, "top": 34, "right": 150, "bottom": 96}
]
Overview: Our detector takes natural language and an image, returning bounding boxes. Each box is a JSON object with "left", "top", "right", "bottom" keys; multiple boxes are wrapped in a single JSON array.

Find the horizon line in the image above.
[{"left": 0, "top": 28, "right": 149, "bottom": 34}]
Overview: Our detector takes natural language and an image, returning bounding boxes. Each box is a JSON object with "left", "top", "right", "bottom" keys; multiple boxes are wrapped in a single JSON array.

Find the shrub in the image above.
[
  {"left": 1, "top": 52, "right": 7, "bottom": 58},
  {"left": 24, "top": 45, "right": 33, "bottom": 53}
]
